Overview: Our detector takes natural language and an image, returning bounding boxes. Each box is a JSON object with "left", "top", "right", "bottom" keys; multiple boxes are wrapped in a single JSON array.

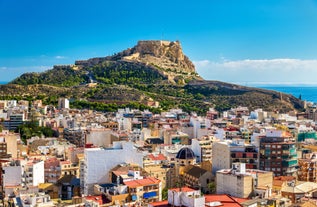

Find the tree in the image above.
[
  {"left": 207, "top": 182, "right": 216, "bottom": 194},
  {"left": 162, "top": 187, "right": 168, "bottom": 200}
]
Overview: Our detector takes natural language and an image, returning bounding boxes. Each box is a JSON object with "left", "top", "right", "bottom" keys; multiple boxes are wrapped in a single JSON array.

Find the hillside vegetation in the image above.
[{"left": 5, "top": 40, "right": 304, "bottom": 114}]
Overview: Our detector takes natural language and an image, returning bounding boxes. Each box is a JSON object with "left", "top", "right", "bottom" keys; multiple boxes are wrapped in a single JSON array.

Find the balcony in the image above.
[
  {"left": 143, "top": 191, "right": 157, "bottom": 199},
  {"left": 143, "top": 186, "right": 159, "bottom": 192},
  {"left": 282, "top": 160, "right": 298, "bottom": 167}
]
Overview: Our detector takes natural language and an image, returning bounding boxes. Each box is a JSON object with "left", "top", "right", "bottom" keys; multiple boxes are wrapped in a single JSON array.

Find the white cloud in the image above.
[
  {"left": 193, "top": 58, "right": 317, "bottom": 84},
  {"left": 55, "top": 55, "right": 66, "bottom": 59},
  {"left": 194, "top": 60, "right": 210, "bottom": 67}
]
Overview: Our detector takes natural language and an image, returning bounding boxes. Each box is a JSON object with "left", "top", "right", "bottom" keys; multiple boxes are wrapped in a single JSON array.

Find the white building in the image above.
[
  {"left": 83, "top": 141, "right": 143, "bottom": 195},
  {"left": 190, "top": 116, "right": 211, "bottom": 139},
  {"left": 22, "top": 160, "right": 45, "bottom": 187},
  {"left": 3, "top": 162, "right": 22, "bottom": 186},
  {"left": 167, "top": 187, "right": 205, "bottom": 207},
  {"left": 14, "top": 193, "right": 54, "bottom": 207},
  {"left": 7, "top": 100, "right": 17, "bottom": 108},
  {"left": 58, "top": 98, "right": 69, "bottom": 109}
]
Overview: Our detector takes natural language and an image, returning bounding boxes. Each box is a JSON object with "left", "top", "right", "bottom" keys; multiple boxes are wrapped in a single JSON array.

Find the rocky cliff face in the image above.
[{"left": 113, "top": 40, "right": 196, "bottom": 74}]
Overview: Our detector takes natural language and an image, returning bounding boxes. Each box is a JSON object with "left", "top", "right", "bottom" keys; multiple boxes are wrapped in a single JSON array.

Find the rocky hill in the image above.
[
  {"left": 114, "top": 40, "right": 196, "bottom": 74},
  {"left": 4, "top": 40, "right": 305, "bottom": 114}
]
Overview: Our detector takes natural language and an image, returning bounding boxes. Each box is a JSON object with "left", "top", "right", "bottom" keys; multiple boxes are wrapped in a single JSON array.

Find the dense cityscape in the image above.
[
  {"left": 2, "top": 1, "right": 317, "bottom": 207},
  {"left": 1, "top": 96, "right": 317, "bottom": 206}
]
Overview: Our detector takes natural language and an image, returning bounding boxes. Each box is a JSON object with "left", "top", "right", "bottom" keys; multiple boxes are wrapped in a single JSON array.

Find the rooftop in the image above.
[
  {"left": 169, "top": 186, "right": 196, "bottom": 193},
  {"left": 205, "top": 194, "right": 244, "bottom": 207},
  {"left": 176, "top": 147, "right": 195, "bottom": 160},
  {"left": 148, "top": 153, "right": 167, "bottom": 161},
  {"left": 124, "top": 177, "right": 160, "bottom": 188}
]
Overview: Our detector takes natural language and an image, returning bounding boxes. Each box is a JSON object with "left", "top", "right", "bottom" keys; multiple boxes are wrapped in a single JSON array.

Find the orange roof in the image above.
[
  {"left": 273, "top": 180, "right": 284, "bottom": 187},
  {"left": 231, "top": 196, "right": 249, "bottom": 203},
  {"left": 149, "top": 200, "right": 168, "bottom": 207},
  {"left": 205, "top": 194, "right": 243, "bottom": 207},
  {"left": 148, "top": 153, "right": 167, "bottom": 161},
  {"left": 274, "top": 176, "right": 296, "bottom": 181},
  {"left": 169, "top": 186, "right": 196, "bottom": 193},
  {"left": 85, "top": 195, "right": 103, "bottom": 205},
  {"left": 124, "top": 177, "right": 160, "bottom": 188},
  {"left": 282, "top": 131, "right": 292, "bottom": 138}
]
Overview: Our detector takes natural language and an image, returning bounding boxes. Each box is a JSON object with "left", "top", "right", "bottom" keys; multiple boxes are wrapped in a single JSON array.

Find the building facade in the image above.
[
  {"left": 82, "top": 141, "right": 143, "bottom": 195},
  {"left": 216, "top": 163, "right": 273, "bottom": 198},
  {"left": 259, "top": 130, "right": 298, "bottom": 176}
]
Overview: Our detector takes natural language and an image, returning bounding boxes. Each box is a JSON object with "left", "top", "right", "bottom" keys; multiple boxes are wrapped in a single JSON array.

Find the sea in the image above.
[{"left": 254, "top": 85, "right": 317, "bottom": 103}]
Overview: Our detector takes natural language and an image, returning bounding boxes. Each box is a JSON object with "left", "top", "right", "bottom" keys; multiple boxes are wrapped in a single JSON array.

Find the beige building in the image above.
[
  {"left": 191, "top": 136, "right": 213, "bottom": 163},
  {"left": 0, "top": 131, "right": 19, "bottom": 158},
  {"left": 124, "top": 177, "right": 162, "bottom": 204},
  {"left": 298, "top": 152, "right": 317, "bottom": 182},
  {"left": 163, "top": 129, "right": 189, "bottom": 145},
  {"left": 212, "top": 141, "right": 231, "bottom": 174},
  {"left": 143, "top": 153, "right": 175, "bottom": 188},
  {"left": 60, "top": 160, "right": 79, "bottom": 178},
  {"left": 182, "top": 165, "right": 213, "bottom": 194},
  {"left": 216, "top": 163, "right": 273, "bottom": 198},
  {"left": 86, "top": 128, "right": 112, "bottom": 147}
]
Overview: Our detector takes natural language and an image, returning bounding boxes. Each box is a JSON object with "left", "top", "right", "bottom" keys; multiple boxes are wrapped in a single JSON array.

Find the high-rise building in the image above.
[{"left": 259, "top": 130, "right": 297, "bottom": 176}]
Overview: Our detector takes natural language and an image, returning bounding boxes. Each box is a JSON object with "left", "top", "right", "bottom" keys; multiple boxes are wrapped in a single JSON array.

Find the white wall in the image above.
[
  {"left": 212, "top": 142, "right": 230, "bottom": 174},
  {"left": 32, "top": 161, "right": 45, "bottom": 186},
  {"left": 84, "top": 141, "right": 143, "bottom": 195},
  {"left": 191, "top": 139, "right": 201, "bottom": 162},
  {"left": 3, "top": 165, "right": 22, "bottom": 186}
]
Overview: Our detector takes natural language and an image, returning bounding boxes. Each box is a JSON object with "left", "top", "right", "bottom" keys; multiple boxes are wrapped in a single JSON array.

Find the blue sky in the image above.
[{"left": 1, "top": 0, "right": 317, "bottom": 84}]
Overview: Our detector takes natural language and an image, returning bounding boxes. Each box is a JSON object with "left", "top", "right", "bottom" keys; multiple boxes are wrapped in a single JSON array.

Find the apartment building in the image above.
[{"left": 259, "top": 130, "right": 297, "bottom": 176}]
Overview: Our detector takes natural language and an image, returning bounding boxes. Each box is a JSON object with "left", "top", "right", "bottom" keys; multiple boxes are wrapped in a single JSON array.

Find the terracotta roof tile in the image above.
[
  {"left": 169, "top": 186, "right": 196, "bottom": 192},
  {"left": 148, "top": 153, "right": 167, "bottom": 161},
  {"left": 124, "top": 177, "right": 160, "bottom": 188}
]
